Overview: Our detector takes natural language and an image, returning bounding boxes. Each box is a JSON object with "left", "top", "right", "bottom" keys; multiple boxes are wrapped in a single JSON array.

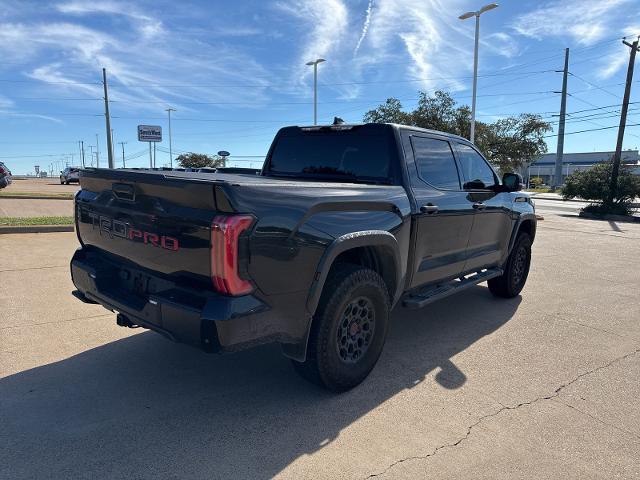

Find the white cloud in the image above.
[
  {"left": 484, "top": 32, "right": 519, "bottom": 59},
  {"left": 0, "top": 92, "right": 62, "bottom": 123},
  {"left": 0, "top": 7, "right": 276, "bottom": 114},
  {"left": 56, "top": 0, "right": 163, "bottom": 38},
  {"left": 276, "top": 0, "right": 348, "bottom": 63},
  {"left": 354, "top": 0, "right": 374, "bottom": 57},
  {"left": 365, "top": 0, "right": 468, "bottom": 91},
  {"left": 594, "top": 24, "right": 640, "bottom": 79},
  {"left": 274, "top": 0, "right": 353, "bottom": 99},
  {"left": 597, "top": 53, "right": 627, "bottom": 79},
  {"left": 511, "top": 0, "right": 631, "bottom": 45}
]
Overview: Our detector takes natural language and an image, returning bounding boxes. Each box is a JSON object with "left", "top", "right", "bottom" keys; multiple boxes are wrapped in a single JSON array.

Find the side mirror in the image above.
[
  {"left": 502, "top": 172, "right": 523, "bottom": 192},
  {"left": 463, "top": 179, "right": 486, "bottom": 190}
]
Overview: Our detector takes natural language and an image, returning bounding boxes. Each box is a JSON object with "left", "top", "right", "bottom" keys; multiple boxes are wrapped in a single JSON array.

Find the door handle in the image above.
[
  {"left": 420, "top": 204, "right": 439, "bottom": 214},
  {"left": 472, "top": 202, "right": 486, "bottom": 210}
]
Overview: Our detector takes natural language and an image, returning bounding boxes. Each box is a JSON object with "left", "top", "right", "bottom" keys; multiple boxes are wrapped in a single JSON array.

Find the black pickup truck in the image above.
[{"left": 71, "top": 123, "right": 536, "bottom": 391}]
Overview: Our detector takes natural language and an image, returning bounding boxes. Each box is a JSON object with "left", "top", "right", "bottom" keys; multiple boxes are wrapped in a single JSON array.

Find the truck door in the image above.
[
  {"left": 405, "top": 134, "right": 475, "bottom": 288},
  {"left": 453, "top": 142, "right": 513, "bottom": 272}
]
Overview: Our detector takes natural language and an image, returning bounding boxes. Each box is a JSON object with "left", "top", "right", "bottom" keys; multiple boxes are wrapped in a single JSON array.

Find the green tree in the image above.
[
  {"left": 562, "top": 160, "right": 640, "bottom": 215},
  {"left": 176, "top": 152, "right": 224, "bottom": 169},
  {"left": 364, "top": 90, "right": 552, "bottom": 173}
]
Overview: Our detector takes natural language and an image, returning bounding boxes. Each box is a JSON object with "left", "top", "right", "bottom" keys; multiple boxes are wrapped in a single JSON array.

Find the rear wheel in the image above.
[
  {"left": 293, "top": 264, "right": 390, "bottom": 392},
  {"left": 60, "top": 176, "right": 64, "bottom": 184},
  {"left": 488, "top": 232, "right": 532, "bottom": 298}
]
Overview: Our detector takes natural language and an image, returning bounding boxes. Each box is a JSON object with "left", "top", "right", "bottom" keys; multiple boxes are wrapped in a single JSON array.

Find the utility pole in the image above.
[
  {"left": 118, "top": 141, "right": 127, "bottom": 168},
  {"left": 95, "top": 134, "right": 100, "bottom": 168},
  {"left": 553, "top": 47, "right": 570, "bottom": 191},
  {"left": 166, "top": 108, "right": 175, "bottom": 168},
  {"left": 88, "top": 145, "right": 94, "bottom": 167},
  {"left": 78, "top": 141, "right": 85, "bottom": 168},
  {"left": 608, "top": 38, "right": 639, "bottom": 206},
  {"left": 102, "top": 68, "right": 114, "bottom": 168}
]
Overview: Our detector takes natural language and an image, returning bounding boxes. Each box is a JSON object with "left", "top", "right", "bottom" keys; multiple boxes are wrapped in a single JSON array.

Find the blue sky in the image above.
[{"left": 0, "top": 0, "right": 639, "bottom": 174}]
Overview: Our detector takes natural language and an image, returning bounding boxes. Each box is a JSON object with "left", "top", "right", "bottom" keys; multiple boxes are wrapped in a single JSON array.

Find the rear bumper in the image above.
[{"left": 70, "top": 247, "right": 271, "bottom": 353}]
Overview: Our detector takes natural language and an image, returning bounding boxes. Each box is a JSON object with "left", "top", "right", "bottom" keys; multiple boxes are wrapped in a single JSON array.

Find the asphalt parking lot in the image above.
[{"left": 1, "top": 214, "right": 639, "bottom": 479}]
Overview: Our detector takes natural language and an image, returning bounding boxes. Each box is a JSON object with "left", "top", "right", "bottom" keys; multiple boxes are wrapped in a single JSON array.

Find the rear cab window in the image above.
[
  {"left": 410, "top": 136, "right": 461, "bottom": 190},
  {"left": 264, "top": 125, "right": 397, "bottom": 184}
]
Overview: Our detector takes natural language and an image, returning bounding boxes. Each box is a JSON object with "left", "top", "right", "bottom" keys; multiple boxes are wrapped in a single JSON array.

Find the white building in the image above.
[{"left": 526, "top": 150, "right": 640, "bottom": 186}]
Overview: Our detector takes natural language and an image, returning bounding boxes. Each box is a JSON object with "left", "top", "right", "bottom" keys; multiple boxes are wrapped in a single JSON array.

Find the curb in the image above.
[
  {"left": 528, "top": 195, "right": 586, "bottom": 203},
  {"left": 0, "top": 195, "right": 74, "bottom": 201},
  {"left": 529, "top": 195, "right": 640, "bottom": 207},
  {"left": 578, "top": 212, "right": 640, "bottom": 223},
  {"left": 0, "top": 225, "right": 75, "bottom": 234}
]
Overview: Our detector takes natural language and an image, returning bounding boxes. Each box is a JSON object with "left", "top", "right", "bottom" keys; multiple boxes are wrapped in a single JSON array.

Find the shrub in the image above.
[
  {"left": 529, "top": 176, "right": 543, "bottom": 188},
  {"left": 562, "top": 160, "right": 640, "bottom": 215}
]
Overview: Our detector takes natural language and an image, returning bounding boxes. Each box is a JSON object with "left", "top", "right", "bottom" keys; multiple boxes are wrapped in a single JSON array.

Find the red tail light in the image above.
[{"left": 210, "top": 215, "right": 254, "bottom": 295}]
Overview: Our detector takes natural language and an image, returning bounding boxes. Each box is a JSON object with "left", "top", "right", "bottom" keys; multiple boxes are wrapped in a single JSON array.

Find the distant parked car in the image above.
[
  {"left": 0, "top": 162, "right": 12, "bottom": 189},
  {"left": 60, "top": 167, "right": 81, "bottom": 184}
]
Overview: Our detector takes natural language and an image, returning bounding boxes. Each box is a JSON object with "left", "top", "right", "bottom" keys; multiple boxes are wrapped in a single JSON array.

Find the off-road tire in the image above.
[
  {"left": 488, "top": 232, "right": 532, "bottom": 298},
  {"left": 292, "top": 264, "right": 390, "bottom": 392}
]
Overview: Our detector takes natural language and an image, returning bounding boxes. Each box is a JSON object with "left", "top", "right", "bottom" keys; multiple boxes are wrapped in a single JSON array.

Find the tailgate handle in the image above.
[{"left": 112, "top": 183, "right": 135, "bottom": 202}]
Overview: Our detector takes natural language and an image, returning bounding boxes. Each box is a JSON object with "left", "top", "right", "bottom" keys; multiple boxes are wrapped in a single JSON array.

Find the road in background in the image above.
[
  {"left": 3, "top": 178, "right": 80, "bottom": 195},
  {"left": 1, "top": 215, "right": 639, "bottom": 479},
  {"left": 533, "top": 198, "right": 588, "bottom": 217}
]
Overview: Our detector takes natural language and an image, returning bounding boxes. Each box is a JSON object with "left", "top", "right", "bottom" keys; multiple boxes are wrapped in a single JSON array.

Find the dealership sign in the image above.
[{"left": 137, "top": 125, "right": 162, "bottom": 142}]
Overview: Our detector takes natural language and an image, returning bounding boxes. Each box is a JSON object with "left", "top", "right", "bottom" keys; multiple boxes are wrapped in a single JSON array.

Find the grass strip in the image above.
[{"left": 0, "top": 216, "right": 74, "bottom": 226}]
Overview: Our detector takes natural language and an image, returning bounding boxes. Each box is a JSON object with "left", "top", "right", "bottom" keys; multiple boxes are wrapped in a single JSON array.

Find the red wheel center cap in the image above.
[{"left": 349, "top": 322, "right": 360, "bottom": 336}]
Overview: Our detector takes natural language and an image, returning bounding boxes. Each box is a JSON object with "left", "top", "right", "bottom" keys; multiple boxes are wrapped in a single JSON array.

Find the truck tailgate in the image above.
[{"left": 76, "top": 169, "right": 218, "bottom": 284}]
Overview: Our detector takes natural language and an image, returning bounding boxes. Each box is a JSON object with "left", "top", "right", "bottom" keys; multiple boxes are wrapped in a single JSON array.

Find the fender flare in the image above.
[
  {"left": 508, "top": 213, "right": 537, "bottom": 255},
  {"left": 305, "top": 230, "right": 403, "bottom": 316}
]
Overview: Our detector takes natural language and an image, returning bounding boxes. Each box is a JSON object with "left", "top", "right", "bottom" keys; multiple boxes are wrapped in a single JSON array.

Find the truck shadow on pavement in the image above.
[{"left": 1, "top": 286, "right": 521, "bottom": 479}]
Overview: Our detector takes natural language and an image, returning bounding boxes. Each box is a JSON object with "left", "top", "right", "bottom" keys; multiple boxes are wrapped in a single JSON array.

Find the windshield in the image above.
[{"left": 267, "top": 127, "right": 393, "bottom": 183}]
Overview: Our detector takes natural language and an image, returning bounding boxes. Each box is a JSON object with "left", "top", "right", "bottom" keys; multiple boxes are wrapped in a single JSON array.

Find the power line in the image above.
[
  {"left": 0, "top": 153, "right": 76, "bottom": 159},
  {"left": 0, "top": 69, "right": 556, "bottom": 89},
  {"left": 568, "top": 72, "right": 620, "bottom": 99},
  {"left": 543, "top": 122, "right": 640, "bottom": 138}
]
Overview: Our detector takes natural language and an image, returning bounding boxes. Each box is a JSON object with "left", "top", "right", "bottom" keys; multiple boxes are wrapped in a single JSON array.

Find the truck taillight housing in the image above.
[{"left": 211, "top": 215, "right": 254, "bottom": 296}]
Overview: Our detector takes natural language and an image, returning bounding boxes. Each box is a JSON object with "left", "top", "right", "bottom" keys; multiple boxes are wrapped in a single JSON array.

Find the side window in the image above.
[
  {"left": 455, "top": 143, "right": 496, "bottom": 188},
  {"left": 411, "top": 137, "right": 461, "bottom": 190}
]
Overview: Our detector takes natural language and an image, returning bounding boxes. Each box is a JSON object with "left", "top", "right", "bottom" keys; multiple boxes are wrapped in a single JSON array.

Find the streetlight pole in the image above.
[
  {"left": 305, "top": 58, "right": 326, "bottom": 125},
  {"left": 166, "top": 108, "right": 175, "bottom": 168},
  {"left": 459, "top": 3, "right": 498, "bottom": 144},
  {"left": 119, "top": 141, "right": 127, "bottom": 168}
]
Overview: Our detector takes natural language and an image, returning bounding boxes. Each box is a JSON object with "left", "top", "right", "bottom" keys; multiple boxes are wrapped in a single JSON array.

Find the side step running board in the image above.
[{"left": 402, "top": 268, "right": 503, "bottom": 309}]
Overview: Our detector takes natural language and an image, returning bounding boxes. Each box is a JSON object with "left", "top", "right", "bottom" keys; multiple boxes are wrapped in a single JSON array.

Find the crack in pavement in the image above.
[
  {"left": 0, "top": 265, "right": 66, "bottom": 273},
  {"left": 365, "top": 348, "right": 640, "bottom": 479},
  {"left": 1, "top": 313, "right": 113, "bottom": 331},
  {"left": 550, "top": 398, "right": 640, "bottom": 441}
]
